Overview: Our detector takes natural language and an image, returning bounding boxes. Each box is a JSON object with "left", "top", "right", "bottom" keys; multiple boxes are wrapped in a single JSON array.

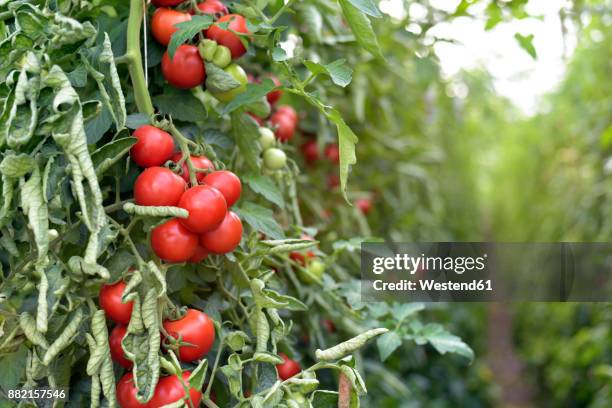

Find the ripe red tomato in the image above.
[
  {"left": 152, "top": 0, "right": 186, "bottom": 6},
  {"left": 275, "top": 105, "right": 298, "bottom": 123},
  {"left": 356, "top": 197, "right": 372, "bottom": 215},
  {"left": 276, "top": 353, "right": 301, "bottom": 380},
  {"left": 161, "top": 45, "right": 206, "bottom": 89},
  {"left": 134, "top": 167, "right": 186, "bottom": 207},
  {"left": 130, "top": 125, "right": 175, "bottom": 168},
  {"left": 117, "top": 373, "right": 146, "bottom": 408},
  {"left": 289, "top": 234, "right": 315, "bottom": 266},
  {"left": 109, "top": 325, "right": 132, "bottom": 369},
  {"left": 203, "top": 170, "right": 241, "bottom": 207},
  {"left": 99, "top": 281, "right": 133, "bottom": 325},
  {"left": 265, "top": 75, "right": 283, "bottom": 105},
  {"left": 324, "top": 143, "right": 340, "bottom": 164},
  {"left": 322, "top": 319, "right": 336, "bottom": 333},
  {"left": 206, "top": 14, "right": 250, "bottom": 59},
  {"left": 151, "top": 219, "right": 199, "bottom": 262},
  {"left": 171, "top": 153, "right": 215, "bottom": 183},
  {"left": 193, "top": 0, "right": 228, "bottom": 17},
  {"left": 151, "top": 8, "right": 192, "bottom": 46},
  {"left": 163, "top": 309, "right": 215, "bottom": 362},
  {"left": 200, "top": 211, "right": 243, "bottom": 254},
  {"left": 327, "top": 173, "right": 340, "bottom": 189},
  {"left": 117, "top": 372, "right": 201, "bottom": 408},
  {"left": 178, "top": 185, "right": 227, "bottom": 233},
  {"left": 270, "top": 112, "right": 296, "bottom": 142},
  {"left": 189, "top": 245, "right": 209, "bottom": 263},
  {"left": 300, "top": 140, "right": 319, "bottom": 164}
]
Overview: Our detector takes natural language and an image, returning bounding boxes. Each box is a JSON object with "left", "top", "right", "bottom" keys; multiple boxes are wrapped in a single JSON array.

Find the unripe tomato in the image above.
[
  {"left": 259, "top": 127, "right": 276, "bottom": 149},
  {"left": 189, "top": 245, "right": 209, "bottom": 263},
  {"left": 151, "top": 219, "right": 199, "bottom": 262},
  {"left": 130, "top": 125, "right": 175, "bottom": 168},
  {"left": 109, "top": 325, "right": 132, "bottom": 369},
  {"left": 276, "top": 353, "right": 301, "bottom": 380},
  {"left": 263, "top": 148, "right": 287, "bottom": 170},
  {"left": 265, "top": 75, "right": 283, "bottom": 105},
  {"left": 163, "top": 309, "right": 215, "bottom": 362},
  {"left": 151, "top": 8, "right": 192, "bottom": 46},
  {"left": 99, "top": 281, "right": 133, "bottom": 325},
  {"left": 178, "top": 185, "right": 227, "bottom": 233},
  {"left": 356, "top": 197, "right": 372, "bottom": 215},
  {"left": 134, "top": 167, "right": 186, "bottom": 207},
  {"left": 209, "top": 63, "right": 248, "bottom": 102},
  {"left": 206, "top": 14, "right": 250, "bottom": 59},
  {"left": 203, "top": 170, "right": 241, "bottom": 207},
  {"left": 193, "top": 0, "right": 228, "bottom": 17},
  {"left": 324, "top": 143, "right": 340, "bottom": 164},
  {"left": 275, "top": 105, "right": 298, "bottom": 123},
  {"left": 171, "top": 153, "right": 215, "bottom": 183},
  {"left": 300, "top": 140, "right": 319, "bottom": 164},
  {"left": 299, "top": 259, "right": 325, "bottom": 284},
  {"left": 117, "top": 373, "right": 145, "bottom": 408},
  {"left": 162, "top": 45, "right": 206, "bottom": 89},
  {"left": 152, "top": 0, "right": 186, "bottom": 6},
  {"left": 270, "top": 112, "right": 296, "bottom": 142},
  {"left": 200, "top": 211, "right": 243, "bottom": 254}
]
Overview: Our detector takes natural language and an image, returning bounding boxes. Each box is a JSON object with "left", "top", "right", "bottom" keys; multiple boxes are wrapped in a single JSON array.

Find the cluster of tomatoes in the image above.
[
  {"left": 131, "top": 124, "right": 243, "bottom": 263},
  {"left": 288, "top": 234, "right": 326, "bottom": 284},
  {"left": 256, "top": 105, "right": 299, "bottom": 171},
  {"left": 99, "top": 281, "right": 215, "bottom": 407}
]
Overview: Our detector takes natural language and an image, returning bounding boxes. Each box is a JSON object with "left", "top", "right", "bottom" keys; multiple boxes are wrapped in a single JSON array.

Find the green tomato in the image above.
[
  {"left": 211, "top": 63, "right": 248, "bottom": 102},
  {"left": 263, "top": 148, "right": 287, "bottom": 170},
  {"left": 298, "top": 259, "right": 325, "bottom": 284},
  {"left": 259, "top": 127, "right": 276, "bottom": 150}
]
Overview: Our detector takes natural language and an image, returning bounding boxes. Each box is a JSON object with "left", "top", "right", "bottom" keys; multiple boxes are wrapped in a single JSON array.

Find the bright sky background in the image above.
[{"left": 379, "top": 0, "right": 577, "bottom": 115}]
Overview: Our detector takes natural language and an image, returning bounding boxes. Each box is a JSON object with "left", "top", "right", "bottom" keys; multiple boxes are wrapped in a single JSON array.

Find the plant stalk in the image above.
[{"left": 127, "top": 0, "right": 155, "bottom": 116}]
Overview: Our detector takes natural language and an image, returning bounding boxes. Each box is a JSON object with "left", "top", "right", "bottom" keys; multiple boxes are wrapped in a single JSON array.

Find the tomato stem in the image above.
[
  {"left": 167, "top": 123, "right": 199, "bottom": 186},
  {"left": 127, "top": 0, "right": 155, "bottom": 116}
]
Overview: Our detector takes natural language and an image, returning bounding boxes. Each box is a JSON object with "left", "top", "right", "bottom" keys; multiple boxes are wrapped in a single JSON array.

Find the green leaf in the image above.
[
  {"left": 346, "top": 0, "right": 382, "bottom": 18},
  {"left": 304, "top": 59, "right": 353, "bottom": 88},
  {"left": 514, "top": 33, "right": 537, "bottom": 59},
  {"left": 600, "top": 126, "right": 612, "bottom": 149},
  {"left": 205, "top": 63, "right": 241, "bottom": 94},
  {"left": 302, "top": 5, "right": 323, "bottom": 43},
  {"left": 253, "top": 351, "right": 284, "bottom": 364},
  {"left": 272, "top": 46, "right": 288, "bottom": 61},
  {"left": 376, "top": 331, "right": 402, "bottom": 361},
  {"left": 326, "top": 109, "right": 358, "bottom": 201},
  {"left": 311, "top": 390, "right": 339, "bottom": 407},
  {"left": 230, "top": 112, "right": 260, "bottom": 171},
  {"left": 91, "top": 136, "right": 137, "bottom": 176},
  {"left": 0, "top": 345, "right": 28, "bottom": 391},
  {"left": 222, "top": 80, "right": 276, "bottom": 115},
  {"left": 418, "top": 324, "right": 474, "bottom": 361},
  {"left": 0, "top": 153, "right": 35, "bottom": 178},
  {"left": 243, "top": 173, "right": 284, "bottom": 208},
  {"left": 126, "top": 113, "right": 150, "bottom": 129},
  {"left": 167, "top": 15, "right": 214, "bottom": 59},
  {"left": 235, "top": 202, "right": 284, "bottom": 239},
  {"left": 153, "top": 89, "right": 206, "bottom": 122},
  {"left": 338, "top": 0, "right": 384, "bottom": 59}
]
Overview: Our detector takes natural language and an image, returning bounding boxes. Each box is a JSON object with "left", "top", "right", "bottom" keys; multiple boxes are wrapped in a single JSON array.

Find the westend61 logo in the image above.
[
  {"left": 361, "top": 243, "right": 612, "bottom": 302},
  {"left": 372, "top": 253, "right": 488, "bottom": 275}
]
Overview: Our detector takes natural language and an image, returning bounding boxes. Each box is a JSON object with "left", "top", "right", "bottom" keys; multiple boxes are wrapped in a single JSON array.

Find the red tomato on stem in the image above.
[
  {"left": 147, "top": 372, "right": 202, "bottom": 408},
  {"left": 171, "top": 153, "right": 215, "bottom": 183},
  {"left": 152, "top": 0, "right": 186, "bottom": 6},
  {"left": 270, "top": 112, "right": 296, "bottom": 142},
  {"left": 134, "top": 167, "right": 186, "bottom": 207},
  {"left": 151, "top": 219, "right": 199, "bottom": 262},
  {"left": 99, "top": 281, "right": 133, "bottom": 325},
  {"left": 324, "top": 144, "right": 340, "bottom": 164},
  {"left": 276, "top": 353, "right": 301, "bottom": 380},
  {"left": 178, "top": 185, "right": 227, "bottom": 233},
  {"left": 162, "top": 45, "right": 206, "bottom": 89},
  {"left": 130, "top": 125, "right": 175, "bottom": 168},
  {"left": 356, "top": 197, "right": 372, "bottom": 215},
  {"left": 203, "top": 170, "right": 242, "bottom": 207},
  {"left": 163, "top": 309, "right": 215, "bottom": 362},
  {"left": 265, "top": 75, "right": 283, "bottom": 105},
  {"left": 116, "top": 373, "right": 145, "bottom": 408},
  {"left": 200, "top": 211, "right": 243, "bottom": 254},
  {"left": 193, "top": 0, "right": 228, "bottom": 17},
  {"left": 151, "top": 8, "right": 192, "bottom": 46},
  {"left": 206, "top": 14, "right": 250, "bottom": 59},
  {"left": 300, "top": 140, "right": 319, "bottom": 164},
  {"left": 189, "top": 245, "right": 210, "bottom": 263},
  {"left": 275, "top": 105, "right": 298, "bottom": 123},
  {"left": 109, "top": 325, "right": 132, "bottom": 369}
]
